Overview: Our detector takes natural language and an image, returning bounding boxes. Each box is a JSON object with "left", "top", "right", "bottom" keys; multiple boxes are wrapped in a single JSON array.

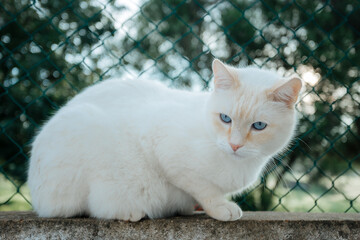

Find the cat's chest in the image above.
[{"left": 207, "top": 155, "right": 262, "bottom": 192}]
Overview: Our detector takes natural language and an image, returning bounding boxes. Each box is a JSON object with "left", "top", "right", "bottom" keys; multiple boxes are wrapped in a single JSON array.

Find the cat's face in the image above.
[{"left": 206, "top": 60, "right": 302, "bottom": 159}]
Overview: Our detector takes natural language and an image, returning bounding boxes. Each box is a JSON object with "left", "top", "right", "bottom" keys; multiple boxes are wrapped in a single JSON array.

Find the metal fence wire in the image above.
[{"left": 0, "top": 0, "right": 359, "bottom": 212}]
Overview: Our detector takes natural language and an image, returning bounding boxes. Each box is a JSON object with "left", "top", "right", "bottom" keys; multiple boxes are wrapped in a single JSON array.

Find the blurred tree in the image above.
[
  {"left": 1, "top": 0, "right": 359, "bottom": 212},
  {"left": 0, "top": 0, "right": 117, "bottom": 182},
  {"left": 120, "top": 0, "right": 215, "bottom": 87}
]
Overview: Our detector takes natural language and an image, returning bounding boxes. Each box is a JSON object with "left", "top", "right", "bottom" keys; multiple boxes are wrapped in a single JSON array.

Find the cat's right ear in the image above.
[
  {"left": 212, "top": 59, "right": 234, "bottom": 91},
  {"left": 269, "top": 77, "right": 302, "bottom": 108}
]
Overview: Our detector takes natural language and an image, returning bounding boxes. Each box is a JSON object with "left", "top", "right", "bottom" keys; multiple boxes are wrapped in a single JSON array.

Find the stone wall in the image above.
[{"left": 1, "top": 211, "right": 359, "bottom": 239}]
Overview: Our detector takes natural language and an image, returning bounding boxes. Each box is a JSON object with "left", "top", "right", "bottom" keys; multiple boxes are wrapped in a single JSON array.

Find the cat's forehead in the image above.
[
  {"left": 211, "top": 66, "right": 286, "bottom": 118},
  {"left": 231, "top": 88, "right": 267, "bottom": 119},
  {"left": 212, "top": 86, "right": 268, "bottom": 119},
  {"left": 235, "top": 67, "right": 282, "bottom": 89}
]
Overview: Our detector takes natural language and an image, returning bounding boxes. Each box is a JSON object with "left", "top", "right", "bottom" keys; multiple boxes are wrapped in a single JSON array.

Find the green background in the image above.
[{"left": 0, "top": 0, "right": 359, "bottom": 212}]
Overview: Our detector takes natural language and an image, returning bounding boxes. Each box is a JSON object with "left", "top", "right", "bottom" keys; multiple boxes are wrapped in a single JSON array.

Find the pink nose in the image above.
[{"left": 230, "top": 143, "right": 243, "bottom": 152}]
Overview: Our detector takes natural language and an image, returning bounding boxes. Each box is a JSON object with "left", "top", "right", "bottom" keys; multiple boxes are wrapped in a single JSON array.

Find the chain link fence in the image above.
[{"left": 1, "top": 0, "right": 359, "bottom": 212}]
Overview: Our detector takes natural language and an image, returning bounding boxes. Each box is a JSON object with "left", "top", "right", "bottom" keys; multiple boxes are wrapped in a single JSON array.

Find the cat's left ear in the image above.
[
  {"left": 212, "top": 59, "right": 235, "bottom": 91},
  {"left": 269, "top": 78, "right": 302, "bottom": 108}
]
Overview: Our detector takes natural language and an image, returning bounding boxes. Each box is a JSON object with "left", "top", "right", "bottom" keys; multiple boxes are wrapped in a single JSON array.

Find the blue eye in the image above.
[
  {"left": 220, "top": 113, "right": 232, "bottom": 123},
  {"left": 252, "top": 121, "right": 267, "bottom": 130}
]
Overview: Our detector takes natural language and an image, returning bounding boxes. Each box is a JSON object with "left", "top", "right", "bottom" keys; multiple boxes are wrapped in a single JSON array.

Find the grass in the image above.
[
  {"left": 0, "top": 175, "right": 32, "bottom": 211},
  {"left": 265, "top": 171, "right": 360, "bottom": 213}
]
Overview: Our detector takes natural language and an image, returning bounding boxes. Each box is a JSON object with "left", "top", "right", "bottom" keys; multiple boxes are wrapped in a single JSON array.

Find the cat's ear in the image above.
[
  {"left": 212, "top": 59, "right": 234, "bottom": 91},
  {"left": 269, "top": 77, "right": 302, "bottom": 107}
]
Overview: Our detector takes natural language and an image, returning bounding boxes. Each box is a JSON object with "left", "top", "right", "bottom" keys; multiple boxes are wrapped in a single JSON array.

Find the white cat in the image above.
[{"left": 27, "top": 59, "right": 302, "bottom": 221}]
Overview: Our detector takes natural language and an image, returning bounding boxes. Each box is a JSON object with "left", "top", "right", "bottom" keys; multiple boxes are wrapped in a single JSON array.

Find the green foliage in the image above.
[
  {"left": 0, "top": 0, "right": 359, "bottom": 212},
  {"left": 0, "top": 0, "right": 116, "bottom": 183}
]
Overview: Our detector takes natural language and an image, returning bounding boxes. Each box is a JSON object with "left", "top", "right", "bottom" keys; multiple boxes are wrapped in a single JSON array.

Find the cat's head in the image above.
[{"left": 206, "top": 59, "right": 302, "bottom": 160}]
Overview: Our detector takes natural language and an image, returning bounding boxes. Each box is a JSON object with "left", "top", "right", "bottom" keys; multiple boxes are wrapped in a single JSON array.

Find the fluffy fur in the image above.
[{"left": 27, "top": 59, "right": 302, "bottom": 221}]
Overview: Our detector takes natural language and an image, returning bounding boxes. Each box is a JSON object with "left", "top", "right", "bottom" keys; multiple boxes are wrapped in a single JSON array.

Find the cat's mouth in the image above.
[
  {"left": 232, "top": 151, "right": 246, "bottom": 157},
  {"left": 217, "top": 141, "right": 257, "bottom": 158},
  {"left": 230, "top": 149, "right": 256, "bottom": 158}
]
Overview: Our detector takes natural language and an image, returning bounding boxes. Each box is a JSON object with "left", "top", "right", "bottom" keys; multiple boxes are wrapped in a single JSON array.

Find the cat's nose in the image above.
[{"left": 230, "top": 143, "right": 243, "bottom": 152}]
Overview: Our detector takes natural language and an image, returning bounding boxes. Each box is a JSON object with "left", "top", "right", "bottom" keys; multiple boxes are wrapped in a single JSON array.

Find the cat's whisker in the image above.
[
  {"left": 295, "top": 137, "right": 311, "bottom": 150},
  {"left": 271, "top": 160, "right": 291, "bottom": 189},
  {"left": 261, "top": 159, "right": 290, "bottom": 191},
  {"left": 280, "top": 160, "right": 294, "bottom": 173}
]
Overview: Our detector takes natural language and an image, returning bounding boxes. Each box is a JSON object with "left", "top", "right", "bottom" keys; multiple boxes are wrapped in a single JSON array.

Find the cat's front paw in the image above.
[
  {"left": 205, "top": 201, "right": 242, "bottom": 221},
  {"left": 116, "top": 210, "right": 146, "bottom": 222}
]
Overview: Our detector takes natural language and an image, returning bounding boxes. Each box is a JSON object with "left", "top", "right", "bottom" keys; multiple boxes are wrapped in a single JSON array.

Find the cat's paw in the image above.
[
  {"left": 205, "top": 201, "right": 242, "bottom": 221},
  {"left": 119, "top": 210, "right": 146, "bottom": 222},
  {"left": 129, "top": 210, "right": 146, "bottom": 222}
]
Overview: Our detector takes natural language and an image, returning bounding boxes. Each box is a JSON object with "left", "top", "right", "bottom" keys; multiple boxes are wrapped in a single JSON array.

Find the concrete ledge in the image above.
[{"left": 1, "top": 211, "right": 359, "bottom": 239}]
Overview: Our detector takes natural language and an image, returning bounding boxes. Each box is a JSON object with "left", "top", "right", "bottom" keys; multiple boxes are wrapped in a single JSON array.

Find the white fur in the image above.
[{"left": 28, "top": 61, "right": 300, "bottom": 221}]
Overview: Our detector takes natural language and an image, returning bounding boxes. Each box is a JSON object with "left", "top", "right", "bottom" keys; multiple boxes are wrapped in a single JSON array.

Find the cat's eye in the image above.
[
  {"left": 252, "top": 121, "right": 267, "bottom": 130},
  {"left": 220, "top": 113, "right": 232, "bottom": 123}
]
